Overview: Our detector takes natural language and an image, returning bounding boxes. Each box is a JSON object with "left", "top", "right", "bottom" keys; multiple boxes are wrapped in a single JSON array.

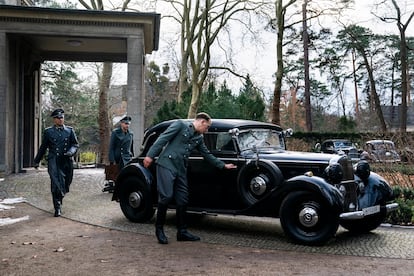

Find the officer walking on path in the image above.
[
  {"left": 143, "top": 112, "right": 237, "bottom": 244},
  {"left": 34, "top": 108, "right": 79, "bottom": 217}
]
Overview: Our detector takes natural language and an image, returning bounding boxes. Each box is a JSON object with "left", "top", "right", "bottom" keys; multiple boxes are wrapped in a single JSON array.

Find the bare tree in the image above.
[
  {"left": 270, "top": 0, "right": 351, "bottom": 127},
  {"left": 164, "top": 0, "right": 268, "bottom": 118},
  {"left": 373, "top": 0, "right": 414, "bottom": 133},
  {"left": 78, "top": 0, "right": 132, "bottom": 164},
  {"left": 270, "top": 0, "right": 298, "bottom": 125}
]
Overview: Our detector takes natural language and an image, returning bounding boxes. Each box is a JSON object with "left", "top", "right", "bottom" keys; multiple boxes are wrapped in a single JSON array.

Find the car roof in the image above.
[
  {"left": 145, "top": 119, "right": 283, "bottom": 135},
  {"left": 323, "top": 139, "right": 351, "bottom": 143},
  {"left": 366, "top": 139, "right": 394, "bottom": 144}
]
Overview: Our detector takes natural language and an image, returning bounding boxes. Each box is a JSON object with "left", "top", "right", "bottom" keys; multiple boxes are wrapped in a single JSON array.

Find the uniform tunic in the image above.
[
  {"left": 109, "top": 127, "right": 134, "bottom": 169},
  {"left": 146, "top": 120, "right": 225, "bottom": 205},
  {"left": 34, "top": 125, "right": 79, "bottom": 196}
]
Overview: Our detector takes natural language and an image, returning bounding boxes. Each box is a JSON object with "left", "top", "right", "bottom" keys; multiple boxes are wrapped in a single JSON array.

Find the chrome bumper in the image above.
[{"left": 339, "top": 203, "right": 399, "bottom": 220}]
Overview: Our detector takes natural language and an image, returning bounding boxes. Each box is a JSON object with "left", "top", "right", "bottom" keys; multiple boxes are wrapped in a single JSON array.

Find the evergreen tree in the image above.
[
  {"left": 199, "top": 81, "right": 239, "bottom": 119},
  {"left": 41, "top": 61, "right": 99, "bottom": 150},
  {"left": 236, "top": 75, "right": 266, "bottom": 121}
]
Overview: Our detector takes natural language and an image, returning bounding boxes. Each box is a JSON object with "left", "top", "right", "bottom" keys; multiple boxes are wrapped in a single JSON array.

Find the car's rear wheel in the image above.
[
  {"left": 119, "top": 176, "right": 155, "bottom": 222},
  {"left": 237, "top": 160, "right": 283, "bottom": 206},
  {"left": 340, "top": 210, "right": 386, "bottom": 233},
  {"left": 280, "top": 191, "right": 339, "bottom": 245}
]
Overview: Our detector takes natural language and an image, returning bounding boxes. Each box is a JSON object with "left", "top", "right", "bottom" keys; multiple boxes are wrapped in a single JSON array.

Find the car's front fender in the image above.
[
  {"left": 111, "top": 162, "right": 153, "bottom": 201},
  {"left": 276, "top": 174, "right": 344, "bottom": 213},
  {"left": 239, "top": 174, "right": 344, "bottom": 217},
  {"left": 357, "top": 172, "right": 394, "bottom": 209}
]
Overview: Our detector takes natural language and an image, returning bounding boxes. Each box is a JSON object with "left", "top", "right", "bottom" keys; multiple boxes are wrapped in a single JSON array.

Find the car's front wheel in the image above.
[
  {"left": 119, "top": 176, "right": 155, "bottom": 222},
  {"left": 280, "top": 191, "right": 339, "bottom": 245}
]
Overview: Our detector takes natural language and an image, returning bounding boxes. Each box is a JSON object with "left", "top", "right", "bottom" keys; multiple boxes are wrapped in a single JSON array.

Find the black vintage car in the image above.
[
  {"left": 112, "top": 119, "right": 398, "bottom": 245},
  {"left": 316, "top": 139, "right": 361, "bottom": 163}
]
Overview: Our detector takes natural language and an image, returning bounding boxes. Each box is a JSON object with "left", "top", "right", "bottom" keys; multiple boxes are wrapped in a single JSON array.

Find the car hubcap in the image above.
[
  {"left": 298, "top": 206, "right": 319, "bottom": 227},
  {"left": 249, "top": 175, "right": 268, "bottom": 196},
  {"left": 129, "top": 191, "right": 142, "bottom": 208}
]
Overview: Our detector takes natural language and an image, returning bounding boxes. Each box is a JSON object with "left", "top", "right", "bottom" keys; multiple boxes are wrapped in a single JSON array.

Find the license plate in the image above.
[{"left": 363, "top": 205, "right": 380, "bottom": 216}]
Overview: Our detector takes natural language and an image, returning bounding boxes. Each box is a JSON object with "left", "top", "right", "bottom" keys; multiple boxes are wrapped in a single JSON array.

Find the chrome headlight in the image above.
[
  {"left": 338, "top": 184, "right": 346, "bottom": 197},
  {"left": 357, "top": 180, "right": 366, "bottom": 194},
  {"left": 354, "top": 160, "right": 370, "bottom": 181},
  {"left": 323, "top": 163, "right": 344, "bottom": 184}
]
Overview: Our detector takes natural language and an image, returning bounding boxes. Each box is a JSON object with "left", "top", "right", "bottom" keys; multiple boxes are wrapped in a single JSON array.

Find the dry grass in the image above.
[{"left": 380, "top": 172, "right": 414, "bottom": 188}]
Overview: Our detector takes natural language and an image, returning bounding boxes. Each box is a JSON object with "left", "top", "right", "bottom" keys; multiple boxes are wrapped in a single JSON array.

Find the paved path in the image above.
[{"left": 1, "top": 168, "right": 413, "bottom": 260}]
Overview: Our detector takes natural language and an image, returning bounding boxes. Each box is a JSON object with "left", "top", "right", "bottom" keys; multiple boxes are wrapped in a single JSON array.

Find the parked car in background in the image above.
[
  {"left": 315, "top": 139, "right": 360, "bottom": 163},
  {"left": 112, "top": 119, "right": 398, "bottom": 246},
  {"left": 361, "top": 140, "right": 401, "bottom": 163}
]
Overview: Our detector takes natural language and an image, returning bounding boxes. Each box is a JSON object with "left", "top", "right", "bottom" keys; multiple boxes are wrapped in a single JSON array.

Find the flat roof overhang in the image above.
[{"left": 0, "top": 4, "right": 160, "bottom": 62}]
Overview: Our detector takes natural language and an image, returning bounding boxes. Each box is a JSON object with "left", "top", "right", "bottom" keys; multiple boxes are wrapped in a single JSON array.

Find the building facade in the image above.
[{"left": 0, "top": 4, "right": 160, "bottom": 174}]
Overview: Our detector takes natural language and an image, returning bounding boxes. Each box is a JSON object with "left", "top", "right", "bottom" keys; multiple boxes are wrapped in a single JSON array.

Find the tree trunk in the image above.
[
  {"left": 178, "top": 59, "right": 189, "bottom": 103},
  {"left": 302, "top": 0, "right": 312, "bottom": 131},
  {"left": 398, "top": 27, "right": 408, "bottom": 133},
  {"left": 98, "top": 62, "right": 112, "bottom": 164},
  {"left": 271, "top": 0, "right": 285, "bottom": 126},
  {"left": 178, "top": 4, "right": 190, "bottom": 103},
  {"left": 361, "top": 53, "right": 387, "bottom": 133},
  {"left": 187, "top": 83, "right": 201, "bottom": 118},
  {"left": 352, "top": 50, "right": 360, "bottom": 118}
]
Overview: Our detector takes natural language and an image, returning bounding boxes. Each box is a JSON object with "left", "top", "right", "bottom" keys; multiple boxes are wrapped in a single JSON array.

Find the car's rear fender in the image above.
[
  {"left": 273, "top": 175, "right": 344, "bottom": 214},
  {"left": 111, "top": 163, "right": 153, "bottom": 201}
]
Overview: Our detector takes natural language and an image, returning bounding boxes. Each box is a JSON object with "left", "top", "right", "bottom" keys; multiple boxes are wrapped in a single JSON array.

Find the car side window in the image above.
[
  {"left": 203, "top": 133, "right": 217, "bottom": 151},
  {"left": 203, "top": 132, "right": 235, "bottom": 153},
  {"left": 216, "top": 133, "right": 235, "bottom": 152}
]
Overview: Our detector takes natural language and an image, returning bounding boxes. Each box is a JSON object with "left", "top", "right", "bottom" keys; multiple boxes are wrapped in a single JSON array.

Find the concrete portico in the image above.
[{"left": 0, "top": 5, "right": 160, "bottom": 174}]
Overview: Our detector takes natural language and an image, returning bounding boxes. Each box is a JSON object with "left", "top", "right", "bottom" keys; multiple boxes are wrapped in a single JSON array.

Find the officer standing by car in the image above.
[
  {"left": 109, "top": 116, "right": 134, "bottom": 170},
  {"left": 143, "top": 112, "right": 236, "bottom": 244},
  {"left": 104, "top": 116, "right": 134, "bottom": 193},
  {"left": 34, "top": 108, "right": 79, "bottom": 217}
]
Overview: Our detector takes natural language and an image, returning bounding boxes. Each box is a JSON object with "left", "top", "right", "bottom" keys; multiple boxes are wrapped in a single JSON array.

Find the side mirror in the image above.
[{"left": 229, "top": 128, "right": 240, "bottom": 137}]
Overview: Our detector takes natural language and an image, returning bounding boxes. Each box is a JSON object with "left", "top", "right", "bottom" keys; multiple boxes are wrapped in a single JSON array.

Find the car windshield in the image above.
[
  {"left": 334, "top": 141, "right": 353, "bottom": 148},
  {"left": 237, "top": 129, "right": 283, "bottom": 151},
  {"left": 372, "top": 141, "right": 396, "bottom": 151}
]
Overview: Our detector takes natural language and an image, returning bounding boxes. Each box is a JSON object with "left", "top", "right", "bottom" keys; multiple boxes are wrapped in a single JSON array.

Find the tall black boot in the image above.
[
  {"left": 176, "top": 205, "right": 200, "bottom": 242},
  {"left": 155, "top": 204, "right": 168, "bottom": 244},
  {"left": 52, "top": 194, "right": 61, "bottom": 217}
]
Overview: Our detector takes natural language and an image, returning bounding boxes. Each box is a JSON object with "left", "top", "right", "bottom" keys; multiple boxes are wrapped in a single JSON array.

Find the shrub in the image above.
[
  {"left": 79, "top": 151, "right": 96, "bottom": 163},
  {"left": 385, "top": 186, "right": 414, "bottom": 225}
]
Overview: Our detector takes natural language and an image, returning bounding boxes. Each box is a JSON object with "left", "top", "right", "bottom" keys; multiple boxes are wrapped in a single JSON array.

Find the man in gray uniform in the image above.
[
  {"left": 34, "top": 108, "right": 79, "bottom": 217},
  {"left": 143, "top": 112, "right": 236, "bottom": 244}
]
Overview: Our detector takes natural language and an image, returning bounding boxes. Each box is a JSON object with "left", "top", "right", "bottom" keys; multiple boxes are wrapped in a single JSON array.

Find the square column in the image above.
[
  {"left": 0, "top": 32, "right": 7, "bottom": 173},
  {"left": 127, "top": 35, "right": 145, "bottom": 155}
]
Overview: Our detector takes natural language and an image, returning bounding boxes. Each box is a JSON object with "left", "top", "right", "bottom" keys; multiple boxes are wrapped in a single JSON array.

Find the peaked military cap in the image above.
[
  {"left": 51, "top": 108, "right": 65, "bottom": 118},
  {"left": 120, "top": 116, "right": 132, "bottom": 124}
]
